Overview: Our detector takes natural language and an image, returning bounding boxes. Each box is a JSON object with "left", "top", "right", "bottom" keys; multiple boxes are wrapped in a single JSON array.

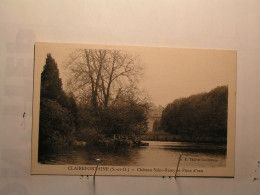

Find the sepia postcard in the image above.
[{"left": 31, "top": 42, "right": 236, "bottom": 177}]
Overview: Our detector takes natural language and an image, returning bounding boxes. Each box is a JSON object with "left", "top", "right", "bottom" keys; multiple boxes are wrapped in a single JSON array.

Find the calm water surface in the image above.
[{"left": 39, "top": 141, "right": 226, "bottom": 168}]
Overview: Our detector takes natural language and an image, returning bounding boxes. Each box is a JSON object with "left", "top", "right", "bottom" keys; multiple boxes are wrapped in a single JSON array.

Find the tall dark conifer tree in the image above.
[
  {"left": 41, "top": 54, "right": 63, "bottom": 100},
  {"left": 39, "top": 54, "right": 75, "bottom": 153}
]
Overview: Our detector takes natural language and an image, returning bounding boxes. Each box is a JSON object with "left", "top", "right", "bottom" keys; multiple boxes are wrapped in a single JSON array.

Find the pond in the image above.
[
  {"left": 39, "top": 141, "right": 226, "bottom": 168},
  {"left": 39, "top": 141, "right": 226, "bottom": 167}
]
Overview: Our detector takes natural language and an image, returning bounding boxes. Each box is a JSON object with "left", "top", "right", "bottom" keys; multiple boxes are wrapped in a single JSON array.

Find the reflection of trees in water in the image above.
[
  {"left": 39, "top": 145, "right": 146, "bottom": 166},
  {"left": 160, "top": 144, "right": 226, "bottom": 155}
]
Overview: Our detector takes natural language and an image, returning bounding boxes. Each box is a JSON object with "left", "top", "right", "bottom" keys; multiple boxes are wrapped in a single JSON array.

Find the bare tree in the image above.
[{"left": 65, "top": 49, "right": 143, "bottom": 108}]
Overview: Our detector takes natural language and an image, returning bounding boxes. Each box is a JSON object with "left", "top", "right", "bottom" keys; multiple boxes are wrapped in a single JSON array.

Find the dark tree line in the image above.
[{"left": 160, "top": 86, "right": 228, "bottom": 143}]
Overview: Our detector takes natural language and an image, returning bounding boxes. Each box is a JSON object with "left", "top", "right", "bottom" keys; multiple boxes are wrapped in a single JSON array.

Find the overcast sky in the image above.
[{"left": 35, "top": 42, "right": 236, "bottom": 107}]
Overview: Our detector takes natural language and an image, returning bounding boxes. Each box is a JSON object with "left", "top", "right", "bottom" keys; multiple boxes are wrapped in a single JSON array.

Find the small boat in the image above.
[
  {"left": 140, "top": 142, "right": 149, "bottom": 146},
  {"left": 134, "top": 140, "right": 149, "bottom": 146}
]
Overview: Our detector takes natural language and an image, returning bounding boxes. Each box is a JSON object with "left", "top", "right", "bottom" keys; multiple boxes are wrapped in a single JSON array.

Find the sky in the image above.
[{"left": 35, "top": 42, "right": 236, "bottom": 107}]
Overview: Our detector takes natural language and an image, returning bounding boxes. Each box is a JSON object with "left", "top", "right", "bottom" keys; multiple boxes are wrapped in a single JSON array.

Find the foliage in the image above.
[
  {"left": 99, "top": 99, "right": 149, "bottom": 136},
  {"left": 160, "top": 86, "right": 228, "bottom": 143},
  {"left": 76, "top": 98, "right": 149, "bottom": 138},
  {"left": 39, "top": 54, "right": 77, "bottom": 150},
  {"left": 41, "top": 54, "right": 63, "bottom": 101},
  {"left": 39, "top": 98, "right": 75, "bottom": 147}
]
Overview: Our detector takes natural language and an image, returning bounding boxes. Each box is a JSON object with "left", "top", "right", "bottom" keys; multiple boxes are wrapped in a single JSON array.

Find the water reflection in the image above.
[{"left": 39, "top": 141, "right": 226, "bottom": 168}]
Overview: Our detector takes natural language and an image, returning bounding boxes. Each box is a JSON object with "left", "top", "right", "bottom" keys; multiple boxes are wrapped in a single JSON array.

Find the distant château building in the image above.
[{"left": 147, "top": 104, "right": 164, "bottom": 132}]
